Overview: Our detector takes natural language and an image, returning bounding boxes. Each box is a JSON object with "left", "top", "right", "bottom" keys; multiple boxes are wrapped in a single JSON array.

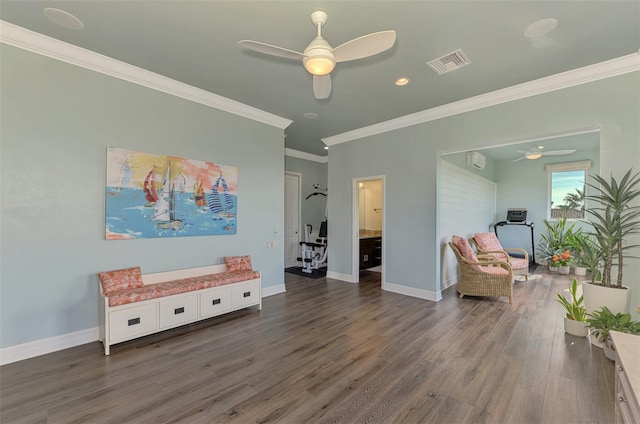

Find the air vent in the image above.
[{"left": 427, "top": 49, "right": 470, "bottom": 75}]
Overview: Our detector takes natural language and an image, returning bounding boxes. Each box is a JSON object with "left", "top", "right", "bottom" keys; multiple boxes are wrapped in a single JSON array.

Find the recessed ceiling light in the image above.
[
  {"left": 303, "top": 112, "right": 318, "bottom": 119},
  {"left": 524, "top": 18, "right": 558, "bottom": 39},
  {"left": 395, "top": 77, "right": 410, "bottom": 86},
  {"left": 324, "top": 146, "right": 329, "bottom": 150},
  {"left": 44, "top": 8, "right": 84, "bottom": 30}
]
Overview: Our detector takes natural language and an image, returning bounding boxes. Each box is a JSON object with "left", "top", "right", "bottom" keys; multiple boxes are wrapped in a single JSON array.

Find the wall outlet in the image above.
[{"left": 267, "top": 241, "right": 278, "bottom": 248}]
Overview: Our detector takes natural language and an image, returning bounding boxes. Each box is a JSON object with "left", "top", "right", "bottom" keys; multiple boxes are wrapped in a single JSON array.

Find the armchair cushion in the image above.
[{"left": 451, "top": 235, "right": 478, "bottom": 262}]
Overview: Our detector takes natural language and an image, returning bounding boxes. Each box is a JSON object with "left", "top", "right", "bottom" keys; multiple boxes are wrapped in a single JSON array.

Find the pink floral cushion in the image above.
[
  {"left": 224, "top": 255, "right": 253, "bottom": 272},
  {"left": 478, "top": 266, "right": 509, "bottom": 275},
  {"left": 98, "top": 267, "right": 144, "bottom": 296},
  {"left": 451, "top": 235, "right": 478, "bottom": 262},
  {"left": 508, "top": 257, "right": 529, "bottom": 271},
  {"left": 473, "top": 232, "right": 506, "bottom": 259},
  {"left": 107, "top": 270, "right": 260, "bottom": 307}
]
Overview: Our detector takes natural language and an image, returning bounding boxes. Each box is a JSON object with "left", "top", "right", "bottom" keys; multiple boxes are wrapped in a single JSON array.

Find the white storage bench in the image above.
[{"left": 98, "top": 257, "right": 261, "bottom": 355}]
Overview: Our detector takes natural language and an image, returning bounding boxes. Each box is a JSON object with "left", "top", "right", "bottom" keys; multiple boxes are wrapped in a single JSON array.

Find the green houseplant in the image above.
[
  {"left": 582, "top": 169, "right": 640, "bottom": 316},
  {"left": 556, "top": 278, "right": 587, "bottom": 337},
  {"left": 537, "top": 218, "right": 577, "bottom": 271},
  {"left": 586, "top": 306, "right": 640, "bottom": 360}
]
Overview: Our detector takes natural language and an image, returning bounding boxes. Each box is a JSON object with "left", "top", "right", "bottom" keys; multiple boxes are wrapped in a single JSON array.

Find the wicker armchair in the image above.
[
  {"left": 471, "top": 232, "right": 529, "bottom": 281},
  {"left": 449, "top": 237, "right": 514, "bottom": 304}
]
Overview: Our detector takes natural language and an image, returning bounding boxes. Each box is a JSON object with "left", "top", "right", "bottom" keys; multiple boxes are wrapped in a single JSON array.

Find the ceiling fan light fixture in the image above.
[
  {"left": 303, "top": 54, "right": 335, "bottom": 76},
  {"left": 526, "top": 152, "right": 542, "bottom": 160}
]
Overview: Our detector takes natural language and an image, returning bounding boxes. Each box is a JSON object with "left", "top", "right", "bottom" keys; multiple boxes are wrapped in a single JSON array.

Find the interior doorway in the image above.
[
  {"left": 284, "top": 172, "right": 301, "bottom": 268},
  {"left": 352, "top": 176, "right": 385, "bottom": 285}
]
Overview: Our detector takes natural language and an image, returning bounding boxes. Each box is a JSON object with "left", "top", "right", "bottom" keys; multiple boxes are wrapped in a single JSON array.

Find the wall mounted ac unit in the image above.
[{"left": 466, "top": 151, "right": 486, "bottom": 170}]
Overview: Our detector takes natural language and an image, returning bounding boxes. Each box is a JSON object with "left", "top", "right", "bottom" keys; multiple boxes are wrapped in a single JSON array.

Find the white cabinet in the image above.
[
  {"left": 159, "top": 293, "right": 198, "bottom": 329},
  {"left": 232, "top": 280, "right": 260, "bottom": 308},
  {"left": 101, "top": 266, "right": 262, "bottom": 355},
  {"left": 200, "top": 286, "right": 232, "bottom": 318},
  {"left": 611, "top": 331, "right": 640, "bottom": 424},
  {"left": 109, "top": 303, "right": 158, "bottom": 344}
]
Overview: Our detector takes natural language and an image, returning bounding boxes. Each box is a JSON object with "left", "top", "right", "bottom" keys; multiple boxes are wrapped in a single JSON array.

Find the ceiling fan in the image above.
[
  {"left": 239, "top": 10, "right": 396, "bottom": 100},
  {"left": 511, "top": 145, "right": 576, "bottom": 162}
]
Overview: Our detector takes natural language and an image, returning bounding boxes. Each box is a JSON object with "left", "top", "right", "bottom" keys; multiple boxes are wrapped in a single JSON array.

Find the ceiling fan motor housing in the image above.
[{"left": 303, "top": 37, "right": 336, "bottom": 75}]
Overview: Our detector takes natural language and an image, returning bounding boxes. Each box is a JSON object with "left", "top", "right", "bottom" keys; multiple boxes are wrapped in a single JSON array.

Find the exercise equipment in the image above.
[{"left": 297, "top": 221, "right": 328, "bottom": 273}]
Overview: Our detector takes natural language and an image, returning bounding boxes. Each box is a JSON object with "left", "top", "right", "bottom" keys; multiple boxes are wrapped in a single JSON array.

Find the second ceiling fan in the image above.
[
  {"left": 239, "top": 10, "right": 396, "bottom": 100},
  {"left": 511, "top": 145, "right": 576, "bottom": 162}
]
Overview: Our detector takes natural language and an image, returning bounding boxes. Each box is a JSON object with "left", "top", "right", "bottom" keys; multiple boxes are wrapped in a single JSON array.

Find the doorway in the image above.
[
  {"left": 352, "top": 176, "right": 385, "bottom": 285},
  {"left": 284, "top": 172, "right": 301, "bottom": 268}
]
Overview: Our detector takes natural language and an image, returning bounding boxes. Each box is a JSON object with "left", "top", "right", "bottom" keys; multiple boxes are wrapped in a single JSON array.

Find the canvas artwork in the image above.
[{"left": 106, "top": 147, "right": 238, "bottom": 239}]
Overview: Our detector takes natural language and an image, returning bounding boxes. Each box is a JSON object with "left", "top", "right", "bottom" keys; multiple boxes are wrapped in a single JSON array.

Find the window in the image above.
[{"left": 545, "top": 161, "right": 591, "bottom": 220}]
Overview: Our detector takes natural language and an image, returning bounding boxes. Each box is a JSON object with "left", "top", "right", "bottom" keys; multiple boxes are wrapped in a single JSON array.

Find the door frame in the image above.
[
  {"left": 351, "top": 175, "right": 386, "bottom": 285},
  {"left": 284, "top": 172, "right": 302, "bottom": 268}
]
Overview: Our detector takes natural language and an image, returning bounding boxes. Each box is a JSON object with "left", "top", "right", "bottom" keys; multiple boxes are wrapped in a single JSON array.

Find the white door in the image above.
[{"left": 284, "top": 173, "right": 301, "bottom": 268}]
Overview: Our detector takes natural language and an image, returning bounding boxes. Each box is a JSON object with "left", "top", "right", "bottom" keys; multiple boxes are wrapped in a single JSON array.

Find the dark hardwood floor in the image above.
[{"left": 1, "top": 269, "right": 614, "bottom": 423}]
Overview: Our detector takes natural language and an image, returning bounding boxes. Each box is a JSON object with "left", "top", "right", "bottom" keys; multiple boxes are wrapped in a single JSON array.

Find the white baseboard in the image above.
[
  {"left": 326, "top": 271, "right": 355, "bottom": 283},
  {"left": 0, "top": 327, "right": 99, "bottom": 366},
  {"left": 383, "top": 282, "right": 442, "bottom": 302},
  {"left": 441, "top": 278, "right": 457, "bottom": 291},
  {"left": 262, "top": 283, "right": 286, "bottom": 297},
  {"left": 1, "top": 284, "right": 285, "bottom": 366}
]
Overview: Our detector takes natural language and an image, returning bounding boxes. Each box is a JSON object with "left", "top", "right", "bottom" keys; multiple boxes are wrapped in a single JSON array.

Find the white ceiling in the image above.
[{"left": 1, "top": 1, "right": 638, "bottom": 156}]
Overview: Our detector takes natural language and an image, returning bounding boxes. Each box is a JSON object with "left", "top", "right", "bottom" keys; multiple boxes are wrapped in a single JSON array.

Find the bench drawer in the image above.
[
  {"left": 200, "top": 287, "right": 232, "bottom": 318},
  {"left": 159, "top": 294, "right": 198, "bottom": 329},
  {"left": 232, "top": 280, "right": 260, "bottom": 308},
  {"left": 110, "top": 303, "right": 158, "bottom": 343}
]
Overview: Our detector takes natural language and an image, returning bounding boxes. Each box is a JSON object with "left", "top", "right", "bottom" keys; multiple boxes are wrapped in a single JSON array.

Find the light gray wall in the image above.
[
  {"left": 495, "top": 146, "right": 600, "bottom": 258},
  {"left": 328, "top": 72, "right": 640, "bottom": 308},
  {"left": 0, "top": 45, "right": 285, "bottom": 349},
  {"left": 284, "top": 156, "right": 328, "bottom": 230},
  {"left": 441, "top": 151, "right": 497, "bottom": 182}
]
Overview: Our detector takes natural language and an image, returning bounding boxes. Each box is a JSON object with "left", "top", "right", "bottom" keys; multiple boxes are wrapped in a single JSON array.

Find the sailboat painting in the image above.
[{"left": 105, "top": 147, "right": 238, "bottom": 239}]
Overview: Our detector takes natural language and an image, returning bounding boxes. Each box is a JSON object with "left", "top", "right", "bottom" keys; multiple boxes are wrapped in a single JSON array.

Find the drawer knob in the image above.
[
  {"left": 618, "top": 366, "right": 624, "bottom": 373},
  {"left": 174, "top": 307, "right": 185, "bottom": 315},
  {"left": 618, "top": 395, "right": 627, "bottom": 403},
  {"left": 128, "top": 317, "right": 141, "bottom": 326},
  {"left": 243, "top": 291, "right": 251, "bottom": 298},
  {"left": 212, "top": 298, "right": 221, "bottom": 305}
]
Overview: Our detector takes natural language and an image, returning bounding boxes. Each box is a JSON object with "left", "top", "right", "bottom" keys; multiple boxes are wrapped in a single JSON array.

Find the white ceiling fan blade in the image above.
[
  {"left": 540, "top": 149, "right": 577, "bottom": 156},
  {"left": 511, "top": 156, "right": 527, "bottom": 162},
  {"left": 333, "top": 30, "right": 396, "bottom": 63},
  {"left": 239, "top": 40, "right": 306, "bottom": 61},
  {"left": 313, "top": 75, "right": 332, "bottom": 99},
  {"left": 516, "top": 150, "right": 530, "bottom": 154}
]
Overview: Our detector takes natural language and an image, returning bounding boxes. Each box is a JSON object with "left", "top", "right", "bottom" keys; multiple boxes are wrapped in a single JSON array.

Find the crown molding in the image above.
[
  {"left": 323, "top": 52, "right": 640, "bottom": 146},
  {"left": 0, "top": 21, "right": 292, "bottom": 130},
  {"left": 285, "top": 148, "right": 328, "bottom": 163}
]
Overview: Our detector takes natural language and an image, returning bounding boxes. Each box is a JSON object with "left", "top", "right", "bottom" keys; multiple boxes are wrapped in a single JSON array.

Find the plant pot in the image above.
[
  {"left": 558, "top": 265, "right": 570, "bottom": 275},
  {"left": 602, "top": 339, "right": 617, "bottom": 361},
  {"left": 582, "top": 281, "right": 632, "bottom": 315},
  {"left": 589, "top": 332, "right": 603, "bottom": 348},
  {"left": 564, "top": 317, "right": 588, "bottom": 337},
  {"left": 573, "top": 266, "right": 587, "bottom": 276},
  {"left": 549, "top": 264, "right": 558, "bottom": 272}
]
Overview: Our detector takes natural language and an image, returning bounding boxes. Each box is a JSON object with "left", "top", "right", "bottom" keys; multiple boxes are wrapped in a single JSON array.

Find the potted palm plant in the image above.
[
  {"left": 582, "top": 169, "right": 640, "bottom": 316},
  {"left": 586, "top": 306, "right": 640, "bottom": 360},
  {"left": 556, "top": 278, "right": 587, "bottom": 337}
]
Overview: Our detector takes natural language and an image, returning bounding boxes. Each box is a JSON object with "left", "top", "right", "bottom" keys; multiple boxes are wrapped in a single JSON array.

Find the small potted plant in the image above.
[
  {"left": 572, "top": 234, "right": 602, "bottom": 279},
  {"left": 552, "top": 249, "right": 572, "bottom": 275},
  {"left": 537, "top": 218, "right": 576, "bottom": 272},
  {"left": 556, "top": 278, "right": 587, "bottom": 337},
  {"left": 586, "top": 306, "right": 640, "bottom": 360}
]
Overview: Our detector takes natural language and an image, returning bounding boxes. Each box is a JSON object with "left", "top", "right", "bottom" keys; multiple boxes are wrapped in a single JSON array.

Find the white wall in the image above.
[
  {"left": 0, "top": 44, "right": 286, "bottom": 353},
  {"left": 327, "top": 71, "right": 640, "bottom": 310},
  {"left": 359, "top": 180, "right": 383, "bottom": 231},
  {"left": 440, "top": 160, "right": 497, "bottom": 289}
]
